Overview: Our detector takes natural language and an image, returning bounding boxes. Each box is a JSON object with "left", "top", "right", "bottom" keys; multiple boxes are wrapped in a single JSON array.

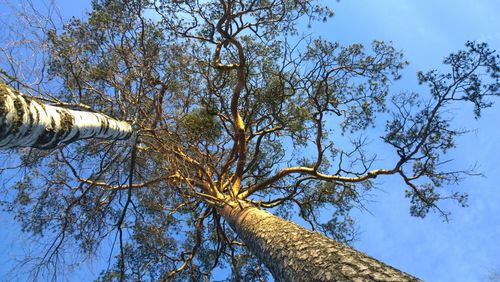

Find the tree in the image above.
[
  {"left": 0, "top": 0, "right": 498, "bottom": 281},
  {"left": 0, "top": 83, "right": 133, "bottom": 149}
]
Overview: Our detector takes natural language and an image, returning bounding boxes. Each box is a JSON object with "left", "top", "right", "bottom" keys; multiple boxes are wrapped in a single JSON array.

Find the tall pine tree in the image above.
[{"left": 0, "top": 0, "right": 498, "bottom": 280}]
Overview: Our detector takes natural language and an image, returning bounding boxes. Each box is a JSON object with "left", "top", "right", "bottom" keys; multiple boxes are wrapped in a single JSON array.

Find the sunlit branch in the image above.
[{"left": 240, "top": 166, "right": 398, "bottom": 198}]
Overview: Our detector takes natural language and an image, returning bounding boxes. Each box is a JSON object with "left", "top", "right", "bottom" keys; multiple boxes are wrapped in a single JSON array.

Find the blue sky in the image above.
[
  {"left": 324, "top": 1, "right": 500, "bottom": 281},
  {"left": 1, "top": 0, "right": 500, "bottom": 281}
]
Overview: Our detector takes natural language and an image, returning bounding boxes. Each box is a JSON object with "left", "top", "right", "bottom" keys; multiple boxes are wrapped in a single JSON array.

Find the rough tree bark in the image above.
[
  {"left": 220, "top": 202, "right": 421, "bottom": 282},
  {"left": 0, "top": 84, "right": 421, "bottom": 281},
  {"left": 0, "top": 83, "right": 133, "bottom": 149}
]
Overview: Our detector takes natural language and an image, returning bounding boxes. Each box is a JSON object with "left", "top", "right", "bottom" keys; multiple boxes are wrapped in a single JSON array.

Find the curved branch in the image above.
[{"left": 239, "top": 166, "right": 398, "bottom": 199}]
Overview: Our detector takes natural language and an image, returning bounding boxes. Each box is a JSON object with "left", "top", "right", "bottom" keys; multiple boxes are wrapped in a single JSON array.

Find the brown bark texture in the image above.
[{"left": 220, "top": 203, "right": 421, "bottom": 282}]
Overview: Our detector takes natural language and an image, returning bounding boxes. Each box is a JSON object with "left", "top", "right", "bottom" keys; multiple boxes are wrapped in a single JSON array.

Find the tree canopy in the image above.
[{"left": 0, "top": 0, "right": 499, "bottom": 280}]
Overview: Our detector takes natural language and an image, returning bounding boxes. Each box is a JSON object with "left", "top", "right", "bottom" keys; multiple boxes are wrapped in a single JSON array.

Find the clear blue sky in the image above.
[{"left": 1, "top": 1, "right": 499, "bottom": 281}]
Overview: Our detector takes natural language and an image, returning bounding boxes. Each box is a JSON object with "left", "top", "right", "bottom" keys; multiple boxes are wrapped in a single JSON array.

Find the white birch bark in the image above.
[{"left": 0, "top": 83, "right": 133, "bottom": 149}]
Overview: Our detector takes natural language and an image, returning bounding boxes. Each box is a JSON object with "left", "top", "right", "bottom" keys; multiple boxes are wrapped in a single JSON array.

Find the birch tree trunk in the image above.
[
  {"left": 0, "top": 83, "right": 132, "bottom": 149},
  {"left": 220, "top": 202, "right": 421, "bottom": 282}
]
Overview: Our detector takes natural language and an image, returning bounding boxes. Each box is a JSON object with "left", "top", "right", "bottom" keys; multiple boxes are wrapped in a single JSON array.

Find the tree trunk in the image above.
[
  {"left": 0, "top": 83, "right": 132, "bottom": 149},
  {"left": 220, "top": 202, "right": 421, "bottom": 282}
]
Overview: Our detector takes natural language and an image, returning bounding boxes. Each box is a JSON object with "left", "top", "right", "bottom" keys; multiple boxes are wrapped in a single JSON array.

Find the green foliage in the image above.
[
  {"left": 178, "top": 108, "right": 222, "bottom": 143},
  {"left": 0, "top": 0, "right": 498, "bottom": 280},
  {"left": 383, "top": 41, "right": 499, "bottom": 217}
]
